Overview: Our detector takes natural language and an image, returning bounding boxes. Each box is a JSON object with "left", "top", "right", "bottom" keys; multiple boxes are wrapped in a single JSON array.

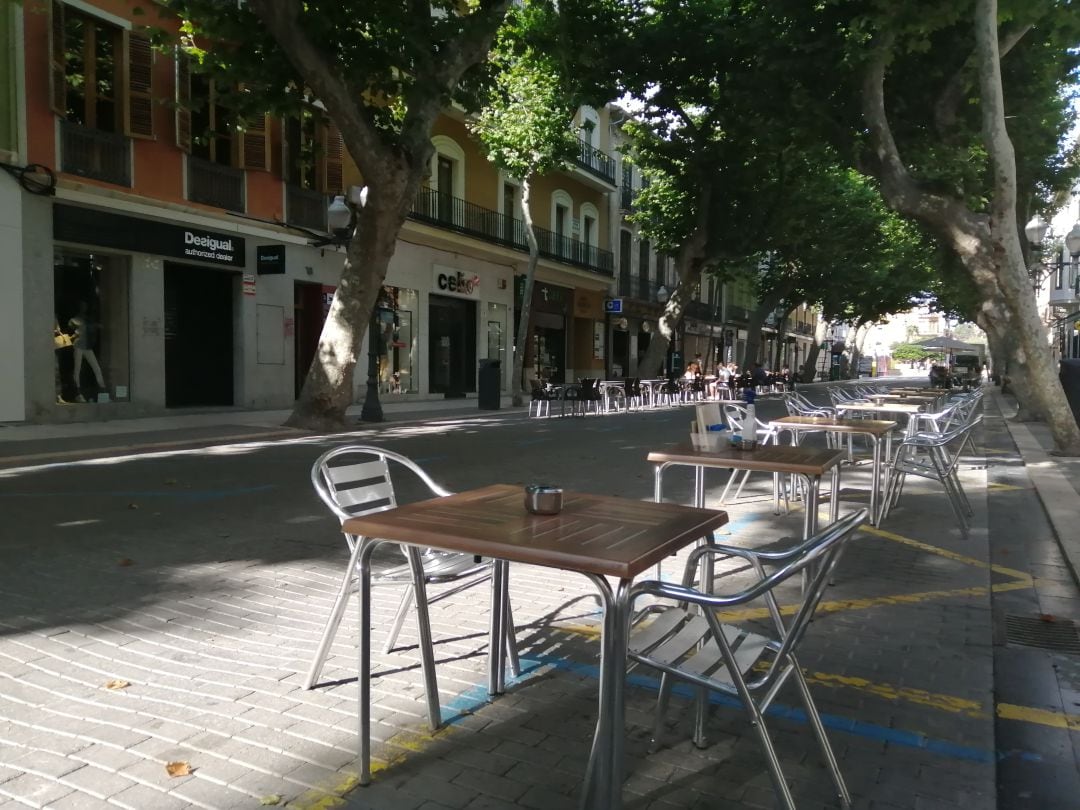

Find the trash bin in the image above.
[
  {"left": 478, "top": 359, "right": 501, "bottom": 410},
  {"left": 1059, "top": 359, "right": 1080, "bottom": 427}
]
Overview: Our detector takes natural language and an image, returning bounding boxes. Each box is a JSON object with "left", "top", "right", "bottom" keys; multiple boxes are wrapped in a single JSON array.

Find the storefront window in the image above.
[
  {"left": 487, "top": 302, "right": 507, "bottom": 390},
  {"left": 378, "top": 286, "right": 417, "bottom": 394},
  {"left": 53, "top": 251, "right": 130, "bottom": 405}
]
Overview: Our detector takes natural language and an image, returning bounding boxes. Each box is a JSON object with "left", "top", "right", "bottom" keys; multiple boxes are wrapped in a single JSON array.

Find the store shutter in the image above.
[
  {"left": 124, "top": 32, "right": 155, "bottom": 138},
  {"left": 174, "top": 49, "right": 191, "bottom": 153},
  {"left": 240, "top": 114, "right": 271, "bottom": 171},
  {"left": 49, "top": 0, "right": 66, "bottom": 116},
  {"left": 323, "top": 122, "right": 343, "bottom": 194}
]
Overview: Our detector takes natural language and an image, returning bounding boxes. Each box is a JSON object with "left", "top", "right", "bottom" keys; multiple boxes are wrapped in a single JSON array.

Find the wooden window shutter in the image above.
[
  {"left": 48, "top": 0, "right": 66, "bottom": 116},
  {"left": 124, "top": 32, "right": 155, "bottom": 139},
  {"left": 240, "top": 114, "right": 271, "bottom": 171},
  {"left": 174, "top": 49, "right": 191, "bottom": 153},
  {"left": 322, "top": 122, "right": 343, "bottom": 194}
]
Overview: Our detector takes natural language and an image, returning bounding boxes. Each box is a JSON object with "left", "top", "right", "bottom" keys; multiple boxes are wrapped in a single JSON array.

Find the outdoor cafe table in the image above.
[
  {"left": 769, "top": 416, "right": 896, "bottom": 525},
  {"left": 340, "top": 483, "right": 729, "bottom": 810},
  {"left": 647, "top": 443, "right": 845, "bottom": 541}
]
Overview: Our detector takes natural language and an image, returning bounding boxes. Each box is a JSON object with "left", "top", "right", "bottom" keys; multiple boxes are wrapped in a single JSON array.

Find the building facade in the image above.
[{"left": 4, "top": 0, "right": 619, "bottom": 423}]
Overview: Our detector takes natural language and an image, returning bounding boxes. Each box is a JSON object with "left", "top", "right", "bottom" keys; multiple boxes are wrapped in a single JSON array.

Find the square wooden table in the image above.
[
  {"left": 341, "top": 483, "right": 729, "bottom": 810},
  {"left": 647, "top": 443, "right": 845, "bottom": 541},
  {"left": 769, "top": 416, "right": 897, "bottom": 524}
]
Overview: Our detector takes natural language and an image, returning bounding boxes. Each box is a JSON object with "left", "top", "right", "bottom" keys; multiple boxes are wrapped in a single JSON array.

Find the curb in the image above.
[{"left": 990, "top": 389, "right": 1080, "bottom": 588}]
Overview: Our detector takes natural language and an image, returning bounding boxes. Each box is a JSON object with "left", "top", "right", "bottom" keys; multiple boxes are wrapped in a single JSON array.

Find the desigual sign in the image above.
[
  {"left": 184, "top": 231, "right": 237, "bottom": 263},
  {"left": 433, "top": 266, "right": 481, "bottom": 299}
]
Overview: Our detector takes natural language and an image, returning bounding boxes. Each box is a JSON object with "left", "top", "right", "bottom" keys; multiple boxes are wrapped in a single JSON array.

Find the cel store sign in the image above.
[{"left": 433, "top": 267, "right": 481, "bottom": 299}]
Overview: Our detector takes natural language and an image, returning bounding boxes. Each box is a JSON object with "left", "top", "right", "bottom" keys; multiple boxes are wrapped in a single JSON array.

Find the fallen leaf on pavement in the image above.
[
  {"left": 103, "top": 679, "right": 130, "bottom": 690},
  {"left": 259, "top": 796, "right": 282, "bottom": 806},
  {"left": 165, "top": 761, "right": 193, "bottom": 777},
  {"left": 1039, "top": 613, "right": 1057, "bottom": 623},
  {"left": 117, "top": 558, "right": 135, "bottom": 567}
]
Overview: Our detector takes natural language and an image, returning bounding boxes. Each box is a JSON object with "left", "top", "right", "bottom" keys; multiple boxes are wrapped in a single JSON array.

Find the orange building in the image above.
[{"left": 8, "top": 0, "right": 620, "bottom": 422}]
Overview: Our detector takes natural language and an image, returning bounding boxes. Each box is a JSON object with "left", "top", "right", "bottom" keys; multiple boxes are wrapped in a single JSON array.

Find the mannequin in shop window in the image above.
[
  {"left": 54, "top": 319, "right": 75, "bottom": 404},
  {"left": 68, "top": 301, "right": 105, "bottom": 402}
]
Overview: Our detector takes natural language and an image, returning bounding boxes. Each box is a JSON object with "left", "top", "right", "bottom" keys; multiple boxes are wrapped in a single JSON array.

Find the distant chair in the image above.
[
  {"left": 623, "top": 377, "right": 643, "bottom": 411},
  {"left": 529, "top": 379, "right": 554, "bottom": 418}
]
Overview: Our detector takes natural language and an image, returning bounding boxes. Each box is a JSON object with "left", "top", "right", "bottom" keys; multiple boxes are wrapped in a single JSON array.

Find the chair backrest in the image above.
[
  {"left": 311, "top": 446, "right": 451, "bottom": 545},
  {"left": 698, "top": 509, "right": 867, "bottom": 690},
  {"left": 529, "top": 378, "right": 548, "bottom": 400}
]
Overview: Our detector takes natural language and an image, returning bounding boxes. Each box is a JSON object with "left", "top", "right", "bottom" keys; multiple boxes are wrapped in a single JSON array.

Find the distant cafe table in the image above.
[
  {"left": 769, "top": 416, "right": 896, "bottom": 524},
  {"left": 834, "top": 400, "right": 926, "bottom": 435},
  {"left": 341, "top": 483, "right": 729, "bottom": 810},
  {"left": 648, "top": 443, "right": 845, "bottom": 541}
]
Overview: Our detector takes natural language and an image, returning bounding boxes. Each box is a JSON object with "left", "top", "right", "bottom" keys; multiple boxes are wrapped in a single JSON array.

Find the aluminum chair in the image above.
[
  {"left": 719, "top": 402, "right": 782, "bottom": 505},
  {"left": 305, "top": 446, "right": 519, "bottom": 729},
  {"left": 627, "top": 509, "right": 868, "bottom": 810},
  {"left": 881, "top": 416, "right": 982, "bottom": 534}
]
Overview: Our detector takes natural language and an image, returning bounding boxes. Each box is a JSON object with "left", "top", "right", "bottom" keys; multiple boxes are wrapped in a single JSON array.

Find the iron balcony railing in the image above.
[
  {"left": 573, "top": 137, "right": 616, "bottom": 184},
  {"left": 409, "top": 188, "right": 614, "bottom": 276},
  {"left": 187, "top": 156, "right": 245, "bottom": 213},
  {"left": 59, "top": 120, "right": 131, "bottom": 187},
  {"left": 794, "top": 322, "right": 814, "bottom": 336},
  {"left": 286, "top": 185, "right": 328, "bottom": 232},
  {"left": 684, "top": 300, "right": 721, "bottom": 321}
]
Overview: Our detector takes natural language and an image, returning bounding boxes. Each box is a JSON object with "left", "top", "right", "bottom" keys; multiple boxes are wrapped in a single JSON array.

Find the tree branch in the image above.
[
  {"left": 246, "top": 0, "right": 395, "bottom": 188},
  {"left": 934, "top": 23, "right": 1032, "bottom": 137}
]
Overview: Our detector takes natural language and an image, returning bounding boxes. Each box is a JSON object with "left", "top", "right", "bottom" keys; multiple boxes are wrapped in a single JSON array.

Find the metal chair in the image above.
[
  {"left": 528, "top": 379, "right": 554, "bottom": 418},
  {"left": 719, "top": 402, "right": 782, "bottom": 505},
  {"left": 304, "top": 446, "right": 519, "bottom": 729},
  {"left": 881, "top": 415, "right": 982, "bottom": 534},
  {"left": 627, "top": 509, "right": 868, "bottom": 810}
]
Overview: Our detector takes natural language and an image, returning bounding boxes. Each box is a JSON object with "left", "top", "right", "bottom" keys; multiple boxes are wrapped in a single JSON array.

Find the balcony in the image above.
[
  {"left": 727, "top": 305, "right": 752, "bottom": 323},
  {"left": 187, "top": 157, "right": 245, "bottom": 212},
  {"left": 794, "top": 322, "right": 814, "bottom": 336},
  {"left": 572, "top": 138, "right": 616, "bottom": 186},
  {"left": 286, "top": 185, "right": 328, "bottom": 232},
  {"left": 684, "top": 300, "right": 720, "bottom": 321},
  {"left": 619, "top": 184, "right": 635, "bottom": 212},
  {"left": 408, "top": 188, "right": 613, "bottom": 276},
  {"left": 617, "top": 277, "right": 665, "bottom": 302},
  {"left": 59, "top": 120, "right": 130, "bottom": 187}
]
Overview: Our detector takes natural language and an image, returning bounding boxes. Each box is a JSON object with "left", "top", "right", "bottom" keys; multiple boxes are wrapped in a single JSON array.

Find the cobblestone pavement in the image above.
[{"left": 0, "top": 386, "right": 1074, "bottom": 809}]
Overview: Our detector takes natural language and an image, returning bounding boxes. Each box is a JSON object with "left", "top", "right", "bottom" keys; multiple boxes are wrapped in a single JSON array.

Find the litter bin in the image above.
[
  {"left": 1059, "top": 359, "right": 1080, "bottom": 427},
  {"left": 478, "top": 359, "right": 501, "bottom": 410}
]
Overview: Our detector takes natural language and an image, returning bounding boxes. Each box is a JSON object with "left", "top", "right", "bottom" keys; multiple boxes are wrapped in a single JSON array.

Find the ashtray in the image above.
[
  {"left": 740, "top": 439, "right": 757, "bottom": 451},
  {"left": 524, "top": 485, "right": 563, "bottom": 515}
]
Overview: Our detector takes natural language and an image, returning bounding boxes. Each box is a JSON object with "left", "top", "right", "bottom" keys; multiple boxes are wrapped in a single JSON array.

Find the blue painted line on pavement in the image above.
[{"left": 441, "top": 654, "right": 1033, "bottom": 765}]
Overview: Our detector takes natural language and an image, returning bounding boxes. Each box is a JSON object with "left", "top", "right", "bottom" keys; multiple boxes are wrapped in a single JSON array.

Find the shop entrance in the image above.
[
  {"left": 532, "top": 311, "right": 566, "bottom": 383},
  {"left": 164, "top": 263, "right": 235, "bottom": 407},
  {"left": 428, "top": 294, "right": 476, "bottom": 395},
  {"left": 611, "top": 327, "right": 629, "bottom": 379},
  {"left": 294, "top": 282, "right": 329, "bottom": 399}
]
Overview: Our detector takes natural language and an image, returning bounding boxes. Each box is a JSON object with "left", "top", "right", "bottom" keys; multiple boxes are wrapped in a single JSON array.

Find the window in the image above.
[
  {"left": 638, "top": 238, "right": 650, "bottom": 297},
  {"left": 49, "top": 1, "right": 153, "bottom": 138},
  {"left": 619, "top": 229, "right": 632, "bottom": 296},
  {"left": 502, "top": 182, "right": 519, "bottom": 243},
  {"left": 190, "top": 75, "right": 234, "bottom": 166},
  {"left": 53, "top": 250, "right": 130, "bottom": 405}
]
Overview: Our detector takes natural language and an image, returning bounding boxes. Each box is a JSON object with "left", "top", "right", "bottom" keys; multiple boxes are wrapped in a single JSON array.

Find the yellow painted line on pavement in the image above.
[
  {"left": 997, "top": 702, "right": 1080, "bottom": 732},
  {"left": 862, "top": 525, "right": 1034, "bottom": 583},
  {"left": 987, "top": 482, "right": 1027, "bottom": 492},
  {"left": 803, "top": 670, "right": 985, "bottom": 718}
]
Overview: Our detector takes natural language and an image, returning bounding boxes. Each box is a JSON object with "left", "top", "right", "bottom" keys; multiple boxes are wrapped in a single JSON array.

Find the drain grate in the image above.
[{"left": 1004, "top": 615, "right": 1080, "bottom": 653}]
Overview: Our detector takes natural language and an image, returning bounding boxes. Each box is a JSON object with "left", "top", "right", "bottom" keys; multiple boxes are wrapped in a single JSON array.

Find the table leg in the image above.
[
  {"left": 829, "top": 463, "right": 840, "bottom": 524},
  {"left": 405, "top": 546, "right": 442, "bottom": 729},
  {"left": 693, "top": 464, "right": 705, "bottom": 509},
  {"left": 869, "top": 435, "right": 881, "bottom": 525},
  {"left": 581, "top": 574, "right": 616, "bottom": 810},
  {"left": 804, "top": 474, "right": 821, "bottom": 539},
  {"left": 488, "top": 560, "right": 507, "bottom": 696},
  {"left": 357, "top": 539, "right": 380, "bottom": 787}
]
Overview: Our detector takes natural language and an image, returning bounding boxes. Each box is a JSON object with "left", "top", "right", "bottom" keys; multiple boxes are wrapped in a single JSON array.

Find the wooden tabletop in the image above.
[
  {"left": 836, "top": 401, "right": 925, "bottom": 414},
  {"left": 769, "top": 416, "right": 897, "bottom": 436},
  {"left": 648, "top": 443, "right": 845, "bottom": 476},
  {"left": 340, "top": 484, "right": 728, "bottom": 580}
]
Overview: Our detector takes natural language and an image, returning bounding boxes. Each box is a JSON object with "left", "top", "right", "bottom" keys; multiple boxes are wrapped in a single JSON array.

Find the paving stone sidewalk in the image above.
[{"left": 0, "top": 390, "right": 1004, "bottom": 809}]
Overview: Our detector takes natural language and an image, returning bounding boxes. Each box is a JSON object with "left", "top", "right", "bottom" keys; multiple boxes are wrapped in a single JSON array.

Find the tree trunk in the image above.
[
  {"left": 773, "top": 307, "right": 792, "bottom": 371},
  {"left": 285, "top": 180, "right": 411, "bottom": 431},
  {"left": 861, "top": 17, "right": 1080, "bottom": 453},
  {"left": 800, "top": 318, "right": 829, "bottom": 382},
  {"left": 637, "top": 189, "right": 713, "bottom": 377},
  {"left": 511, "top": 176, "right": 541, "bottom": 407},
  {"left": 741, "top": 290, "right": 785, "bottom": 371},
  {"left": 848, "top": 322, "right": 870, "bottom": 379}
]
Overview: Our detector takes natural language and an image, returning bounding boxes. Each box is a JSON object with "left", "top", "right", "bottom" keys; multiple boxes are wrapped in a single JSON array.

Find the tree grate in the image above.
[{"left": 1004, "top": 615, "right": 1080, "bottom": 654}]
